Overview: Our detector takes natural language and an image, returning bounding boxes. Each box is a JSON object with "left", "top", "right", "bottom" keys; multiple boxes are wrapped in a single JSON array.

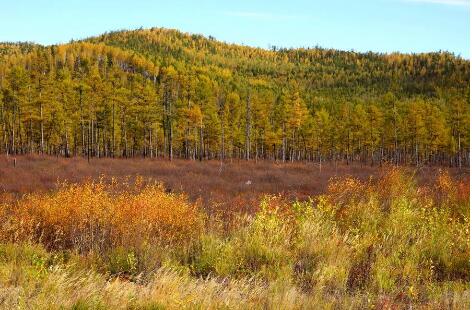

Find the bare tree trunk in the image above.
[
  {"left": 79, "top": 88, "right": 85, "bottom": 156},
  {"left": 185, "top": 87, "right": 191, "bottom": 159},
  {"left": 168, "top": 92, "right": 173, "bottom": 161},
  {"left": 245, "top": 93, "right": 251, "bottom": 161},
  {"left": 199, "top": 125, "right": 204, "bottom": 161},
  {"left": 164, "top": 87, "right": 173, "bottom": 161},
  {"left": 12, "top": 105, "right": 16, "bottom": 155},
  {"left": 221, "top": 118, "right": 225, "bottom": 161},
  {"left": 87, "top": 120, "right": 91, "bottom": 163},
  {"left": 112, "top": 102, "right": 115, "bottom": 158},
  {"left": 64, "top": 122, "right": 70, "bottom": 157},
  {"left": 393, "top": 104, "right": 398, "bottom": 166},
  {"left": 458, "top": 132, "right": 461, "bottom": 169},
  {"left": 149, "top": 127, "right": 153, "bottom": 158},
  {"left": 218, "top": 94, "right": 226, "bottom": 161},
  {"left": 282, "top": 123, "right": 286, "bottom": 163},
  {"left": 1, "top": 103, "right": 6, "bottom": 154},
  {"left": 91, "top": 119, "right": 95, "bottom": 157},
  {"left": 40, "top": 95, "right": 44, "bottom": 155},
  {"left": 96, "top": 125, "right": 100, "bottom": 158},
  {"left": 319, "top": 148, "right": 322, "bottom": 173}
]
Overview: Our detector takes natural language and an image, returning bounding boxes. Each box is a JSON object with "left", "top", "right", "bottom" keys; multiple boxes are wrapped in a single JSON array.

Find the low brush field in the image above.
[{"left": 0, "top": 155, "right": 469, "bottom": 309}]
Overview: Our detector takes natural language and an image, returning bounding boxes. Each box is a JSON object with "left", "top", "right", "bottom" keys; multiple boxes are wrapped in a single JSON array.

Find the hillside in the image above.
[
  {"left": 0, "top": 27, "right": 469, "bottom": 165},
  {"left": 88, "top": 28, "right": 469, "bottom": 95}
]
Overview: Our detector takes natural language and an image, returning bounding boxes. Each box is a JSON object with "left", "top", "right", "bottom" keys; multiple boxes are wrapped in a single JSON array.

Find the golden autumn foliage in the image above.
[{"left": 0, "top": 28, "right": 469, "bottom": 166}]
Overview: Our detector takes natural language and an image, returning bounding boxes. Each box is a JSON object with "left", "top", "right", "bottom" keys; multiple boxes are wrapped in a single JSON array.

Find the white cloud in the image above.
[
  {"left": 405, "top": 0, "right": 469, "bottom": 5},
  {"left": 224, "top": 11, "right": 299, "bottom": 21}
]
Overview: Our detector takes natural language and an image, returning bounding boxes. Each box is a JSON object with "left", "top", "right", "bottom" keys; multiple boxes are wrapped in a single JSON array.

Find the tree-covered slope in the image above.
[
  {"left": 88, "top": 28, "right": 469, "bottom": 96},
  {"left": 0, "top": 27, "right": 469, "bottom": 165}
]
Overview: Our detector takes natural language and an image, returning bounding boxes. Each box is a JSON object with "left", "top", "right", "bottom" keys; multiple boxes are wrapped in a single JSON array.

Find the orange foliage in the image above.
[
  {"left": 322, "top": 167, "right": 469, "bottom": 221},
  {"left": 433, "top": 169, "right": 470, "bottom": 217},
  {"left": 0, "top": 179, "right": 203, "bottom": 253},
  {"left": 325, "top": 176, "right": 367, "bottom": 206}
]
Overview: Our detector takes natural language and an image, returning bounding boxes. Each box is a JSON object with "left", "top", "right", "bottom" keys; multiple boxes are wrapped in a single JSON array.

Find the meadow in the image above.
[
  {"left": 0, "top": 156, "right": 469, "bottom": 309},
  {"left": 0, "top": 155, "right": 467, "bottom": 211}
]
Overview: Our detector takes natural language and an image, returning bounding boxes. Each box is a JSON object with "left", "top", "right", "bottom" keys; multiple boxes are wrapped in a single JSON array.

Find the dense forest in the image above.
[{"left": 0, "top": 27, "right": 469, "bottom": 166}]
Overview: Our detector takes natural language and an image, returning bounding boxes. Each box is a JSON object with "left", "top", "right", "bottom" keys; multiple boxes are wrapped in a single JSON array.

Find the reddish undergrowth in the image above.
[{"left": 0, "top": 155, "right": 468, "bottom": 215}]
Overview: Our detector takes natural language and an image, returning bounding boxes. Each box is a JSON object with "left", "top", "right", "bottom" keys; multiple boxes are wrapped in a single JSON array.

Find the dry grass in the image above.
[
  {"left": 0, "top": 167, "right": 469, "bottom": 309},
  {"left": 0, "top": 155, "right": 467, "bottom": 214}
]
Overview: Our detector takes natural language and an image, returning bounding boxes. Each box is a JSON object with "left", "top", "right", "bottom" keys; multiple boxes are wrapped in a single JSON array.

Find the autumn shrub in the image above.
[
  {"left": 0, "top": 168, "right": 469, "bottom": 309},
  {"left": 433, "top": 169, "right": 470, "bottom": 218},
  {"left": 0, "top": 179, "right": 204, "bottom": 276}
]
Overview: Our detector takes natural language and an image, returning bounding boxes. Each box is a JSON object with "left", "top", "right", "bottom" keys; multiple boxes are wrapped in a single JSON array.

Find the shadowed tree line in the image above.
[{"left": 0, "top": 28, "right": 469, "bottom": 167}]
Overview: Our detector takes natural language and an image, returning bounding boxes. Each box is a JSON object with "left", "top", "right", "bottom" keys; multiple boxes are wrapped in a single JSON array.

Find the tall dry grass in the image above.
[{"left": 0, "top": 167, "right": 469, "bottom": 309}]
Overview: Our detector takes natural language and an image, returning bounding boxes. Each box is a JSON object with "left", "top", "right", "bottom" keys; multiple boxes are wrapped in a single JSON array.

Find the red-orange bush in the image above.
[
  {"left": 433, "top": 170, "right": 470, "bottom": 218},
  {"left": 0, "top": 179, "right": 204, "bottom": 253}
]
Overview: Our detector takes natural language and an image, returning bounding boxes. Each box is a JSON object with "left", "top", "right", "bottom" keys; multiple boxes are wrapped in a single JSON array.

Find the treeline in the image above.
[{"left": 0, "top": 28, "right": 469, "bottom": 166}]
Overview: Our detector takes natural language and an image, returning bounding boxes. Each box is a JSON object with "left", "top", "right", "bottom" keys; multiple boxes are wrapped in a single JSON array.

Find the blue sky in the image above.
[{"left": 0, "top": 0, "right": 469, "bottom": 58}]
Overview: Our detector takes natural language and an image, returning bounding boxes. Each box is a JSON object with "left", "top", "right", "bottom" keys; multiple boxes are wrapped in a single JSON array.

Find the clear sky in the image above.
[{"left": 0, "top": 0, "right": 469, "bottom": 58}]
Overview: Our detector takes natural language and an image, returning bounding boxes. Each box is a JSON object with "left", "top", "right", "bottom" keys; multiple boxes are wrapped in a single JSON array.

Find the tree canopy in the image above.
[{"left": 0, "top": 28, "right": 469, "bottom": 166}]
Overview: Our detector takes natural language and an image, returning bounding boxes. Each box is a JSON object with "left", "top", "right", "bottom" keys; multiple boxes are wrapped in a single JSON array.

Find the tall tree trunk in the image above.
[
  {"left": 164, "top": 87, "right": 173, "bottom": 161},
  {"left": 40, "top": 94, "right": 44, "bottom": 155},
  {"left": 219, "top": 94, "right": 225, "bottom": 161},
  {"left": 393, "top": 103, "right": 398, "bottom": 166},
  {"left": 458, "top": 132, "right": 461, "bottom": 169},
  {"left": 245, "top": 93, "right": 251, "bottom": 161},
  {"left": 282, "top": 123, "right": 286, "bottom": 163},
  {"left": 79, "top": 87, "right": 85, "bottom": 156},
  {"left": 64, "top": 122, "right": 70, "bottom": 157},
  {"left": 1, "top": 103, "right": 6, "bottom": 154},
  {"left": 220, "top": 117, "right": 225, "bottom": 161},
  {"left": 112, "top": 102, "right": 115, "bottom": 158},
  {"left": 87, "top": 120, "right": 91, "bottom": 163},
  {"left": 199, "top": 125, "right": 204, "bottom": 161},
  {"left": 11, "top": 105, "right": 16, "bottom": 155},
  {"left": 168, "top": 97, "right": 173, "bottom": 161},
  {"left": 185, "top": 88, "right": 191, "bottom": 159}
]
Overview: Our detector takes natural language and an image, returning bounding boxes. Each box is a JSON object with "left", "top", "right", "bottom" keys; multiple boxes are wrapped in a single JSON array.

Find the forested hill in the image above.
[
  {"left": 88, "top": 28, "right": 469, "bottom": 96},
  {"left": 0, "top": 27, "right": 469, "bottom": 166}
]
